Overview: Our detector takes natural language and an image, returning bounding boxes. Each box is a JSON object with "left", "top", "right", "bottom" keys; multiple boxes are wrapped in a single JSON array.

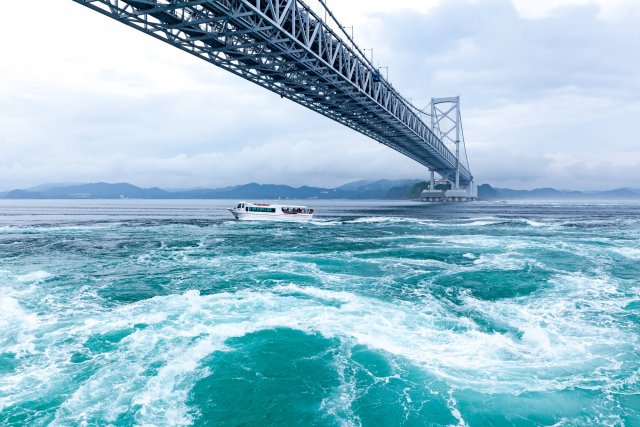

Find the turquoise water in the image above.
[{"left": 0, "top": 200, "right": 639, "bottom": 426}]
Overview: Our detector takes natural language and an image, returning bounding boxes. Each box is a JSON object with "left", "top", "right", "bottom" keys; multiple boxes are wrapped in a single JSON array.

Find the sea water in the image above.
[{"left": 0, "top": 200, "right": 638, "bottom": 426}]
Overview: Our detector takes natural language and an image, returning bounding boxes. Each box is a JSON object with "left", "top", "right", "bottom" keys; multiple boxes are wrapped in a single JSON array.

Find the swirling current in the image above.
[{"left": 0, "top": 200, "right": 639, "bottom": 426}]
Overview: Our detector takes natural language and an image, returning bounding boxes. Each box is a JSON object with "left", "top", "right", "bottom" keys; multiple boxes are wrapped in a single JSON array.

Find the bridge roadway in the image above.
[{"left": 73, "top": 0, "right": 473, "bottom": 186}]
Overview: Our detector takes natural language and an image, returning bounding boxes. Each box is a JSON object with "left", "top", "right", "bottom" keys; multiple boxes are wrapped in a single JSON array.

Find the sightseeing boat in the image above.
[{"left": 229, "top": 201, "right": 314, "bottom": 222}]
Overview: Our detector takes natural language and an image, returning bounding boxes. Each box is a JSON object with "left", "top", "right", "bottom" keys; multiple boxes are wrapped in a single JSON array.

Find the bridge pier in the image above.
[{"left": 420, "top": 179, "right": 477, "bottom": 203}]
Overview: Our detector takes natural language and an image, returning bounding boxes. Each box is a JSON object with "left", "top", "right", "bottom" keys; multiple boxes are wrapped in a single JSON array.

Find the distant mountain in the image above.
[
  {"left": 335, "top": 179, "right": 376, "bottom": 192},
  {"left": 4, "top": 181, "right": 640, "bottom": 201},
  {"left": 477, "top": 184, "right": 499, "bottom": 200},
  {"left": 6, "top": 182, "right": 169, "bottom": 199},
  {"left": 494, "top": 187, "right": 570, "bottom": 199},
  {"left": 26, "top": 182, "right": 85, "bottom": 192},
  {"left": 387, "top": 181, "right": 431, "bottom": 199},
  {"left": 3, "top": 180, "right": 420, "bottom": 200},
  {"left": 336, "top": 179, "right": 420, "bottom": 193},
  {"left": 478, "top": 184, "right": 640, "bottom": 200},
  {"left": 622, "top": 187, "right": 640, "bottom": 195},
  {"left": 174, "top": 180, "right": 423, "bottom": 199},
  {"left": 173, "top": 183, "right": 346, "bottom": 199},
  {"left": 336, "top": 179, "right": 422, "bottom": 199},
  {"left": 583, "top": 188, "right": 640, "bottom": 199}
]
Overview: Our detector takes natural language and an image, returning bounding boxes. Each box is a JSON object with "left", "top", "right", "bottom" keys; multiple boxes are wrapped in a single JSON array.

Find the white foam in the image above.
[
  {"left": 521, "top": 326, "right": 553, "bottom": 354},
  {"left": 319, "top": 344, "right": 360, "bottom": 427},
  {"left": 472, "top": 252, "right": 540, "bottom": 271},
  {"left": 522, "top": 219, "right": 547, "bottom": 227},
  {"left": 460, "top": 220, "right": 499, "bottom": 227},
  {"left": 0, "top": 296, "right": 39, "bottom": 358},
  {"left": 131, "top": 336, "right": 220, "bottom": 426},
  {"left": 441, "top": 236, "right": 504, "bottom": 248},
  {"left": 309, "top": 219, "right": 342, "bottom": 226},
  {"left": 346, "top": 216, "right": 406, "bottom": 224},
  {"left": 6, "top": 269, "right": 638, "bottom": 424},
  {"left": 0, "top": 297, "right": 36, "bottom": 326},
  {"left": 16, "top": 271, "right": 52, "bottom": 283},
  {"left": 446, "top": 389, "right": 467, "bottom": 426},
  {"left": 345, "top": 216, "right": 433, "bottom": 225},
  {"left": 273, "top": 283, "right": 359, "bottom": 303},
  {"left": 609, "top": 246, "right": 640, "bottom": 261}
]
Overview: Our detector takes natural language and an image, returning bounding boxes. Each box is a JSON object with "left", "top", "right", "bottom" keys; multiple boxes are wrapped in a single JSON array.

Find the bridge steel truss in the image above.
[{"left": 72, "top": 0, "right": 474, "bottom": 185}]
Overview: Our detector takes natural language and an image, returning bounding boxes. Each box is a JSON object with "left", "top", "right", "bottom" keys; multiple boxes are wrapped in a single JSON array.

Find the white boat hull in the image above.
[{"left": 230, "top": 210, "right": 313, "bottom": 222}]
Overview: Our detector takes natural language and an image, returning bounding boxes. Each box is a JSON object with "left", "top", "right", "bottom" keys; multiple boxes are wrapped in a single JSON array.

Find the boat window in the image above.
[{"left": 248, "top": 207, "right": 276, "bottom": 213}]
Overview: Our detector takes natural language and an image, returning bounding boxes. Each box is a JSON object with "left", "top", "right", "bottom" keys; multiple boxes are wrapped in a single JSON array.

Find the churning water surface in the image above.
[{"left": 0, "top": 200, "right": 639, "bottom": 426}]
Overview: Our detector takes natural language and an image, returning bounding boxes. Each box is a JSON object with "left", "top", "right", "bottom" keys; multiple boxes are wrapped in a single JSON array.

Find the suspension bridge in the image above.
[{"left": 72, "top": 0, "right": 475, "bottom": 193}]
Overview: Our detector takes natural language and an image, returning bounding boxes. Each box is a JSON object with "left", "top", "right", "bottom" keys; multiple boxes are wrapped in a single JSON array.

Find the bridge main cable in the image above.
[{"left": 72, "top": 0, "right": 473, "bottom": 185}]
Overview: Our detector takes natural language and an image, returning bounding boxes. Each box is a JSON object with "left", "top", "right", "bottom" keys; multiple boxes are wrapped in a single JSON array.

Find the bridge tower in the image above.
[
  {"left": 430, "top": 97, "right": 462, "bottom": 189},
  {"left": 422, "top": 97, "right": 476, "bottom": 201}
]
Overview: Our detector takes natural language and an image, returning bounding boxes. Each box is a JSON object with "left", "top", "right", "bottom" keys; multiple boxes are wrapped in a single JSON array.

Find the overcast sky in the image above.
[{"left": 1, "top": 0, "right": 639, "bottom": 190}]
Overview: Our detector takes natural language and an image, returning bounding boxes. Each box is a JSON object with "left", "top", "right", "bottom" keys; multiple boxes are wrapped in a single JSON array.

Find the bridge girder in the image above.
[{"left": 72, "top": 0, "right": 473, "bottom": 185}]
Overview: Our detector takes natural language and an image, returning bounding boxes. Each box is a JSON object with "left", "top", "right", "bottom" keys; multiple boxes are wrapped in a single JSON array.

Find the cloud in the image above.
[
  {"left": 361, "top": 0, "right": 640, "bottom": 100},
  {"left": 0, "top": 0, "right": 639, "bottom": 190},
  {"left": 357, "top": 0, "right": 640, "bottom": 189},
  {"left": 0, "top": 140, "right": 426, "bottom": 190}
]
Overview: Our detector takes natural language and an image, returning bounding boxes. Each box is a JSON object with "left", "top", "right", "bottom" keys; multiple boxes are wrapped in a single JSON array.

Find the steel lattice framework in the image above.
[{"left": 72, "top": 0, "right": 473, "bottom": 185}]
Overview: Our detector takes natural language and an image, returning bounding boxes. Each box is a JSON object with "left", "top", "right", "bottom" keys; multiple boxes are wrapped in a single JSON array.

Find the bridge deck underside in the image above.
[{"left": 73, "top": 0, "right": 473, "bottom": 185}]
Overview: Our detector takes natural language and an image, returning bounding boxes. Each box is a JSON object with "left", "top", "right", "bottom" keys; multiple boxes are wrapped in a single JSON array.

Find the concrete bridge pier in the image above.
[{"left": 420, "top": 178, "right": 477, "bottom": 203}]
